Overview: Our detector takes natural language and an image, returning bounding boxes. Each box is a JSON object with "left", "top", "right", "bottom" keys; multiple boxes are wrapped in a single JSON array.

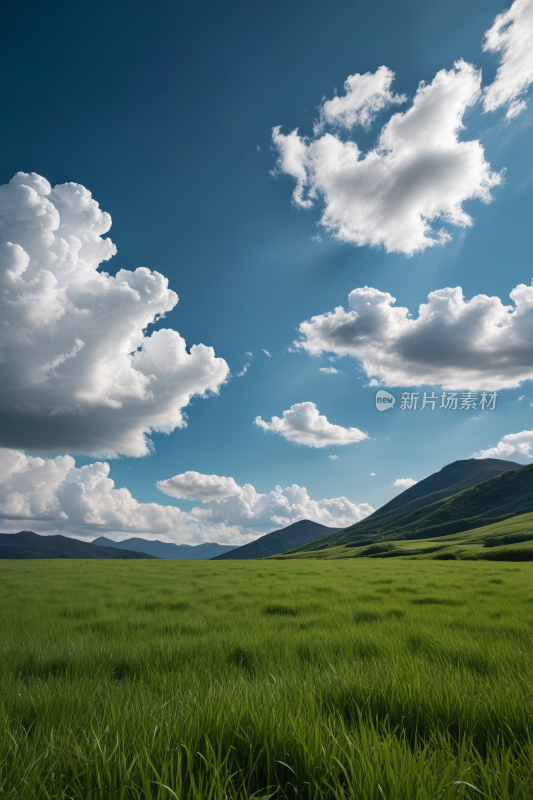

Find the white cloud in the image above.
[
  {"left": 0, "top": 173, "right": 229, "bottom": 458},
  {"left": 294, "top": 282, "right": 533, "bottom": 390},
  {"left": 393, "top": 478, "right": 418, "bottom": 488},
  {"left": 519, "top": 395, "right": 525, "bottom": 401},
  {"left": 483, "top": 0, "right": 533, "bottom": 118},
  {"left": 473, "top": 430, "right": 533, "bottom": 459},
  {"left": 370, "top": 472, "right": 376, "bottom": 476},
  {"left": 0, "top": 448, "right": 239, "bottom": 543},
  {"left": 0, "top": 449, "right": 374, "bottom": 541},
  {"left": 320, "top": 367, "right": 339, "bottom": 374},
  {"left": 203, "top": 480, "right": 373, "bottom": 530},
  {"left": 246, "top": 351, "right": 254, "bottom": 357},
  {"left": 236, "top": 363, "right": 249, "bottom": 377},
  {"left": 273, "top": 61, "right": 501, "bottom": 255},
  {"left": 262, "top": 349, "right": 271, "bottom": 357},
  {"left": 317, "top": 66, "right": 406, "bottom": 131},
  {"left": 255, "top": 401, "right": 369, "bottom": 448},
  {"left": 157, "top": 471, "right": 242, "bottom": 502},
  {"left": 329, "top": 455, "right": 338, "bottom": 460}
]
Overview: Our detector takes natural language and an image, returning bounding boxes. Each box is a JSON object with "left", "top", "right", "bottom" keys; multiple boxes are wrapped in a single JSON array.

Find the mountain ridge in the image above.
[
  {"left": 212, "top": 519, "right": 341, "bottom": 560},
  {"left": 92, "top": 536, "right": 238, "bottom": 560},
  {"left": 0, "top": 531, "right": 157, "bottom": 560}
]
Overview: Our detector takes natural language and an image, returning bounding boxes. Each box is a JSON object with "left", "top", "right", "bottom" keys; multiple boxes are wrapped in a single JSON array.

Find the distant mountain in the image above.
[
  {"left": 0, "top": 531, "right": 157, "bottom": 559},
  {"left": 211, "top": 519, "right": 341, "bottom": 560},
  {"left": 286, "top": 458, "right": 525, "bottom": 555},
  {"left": 92, "top": 536, "right": 238, "bottom": 560}
]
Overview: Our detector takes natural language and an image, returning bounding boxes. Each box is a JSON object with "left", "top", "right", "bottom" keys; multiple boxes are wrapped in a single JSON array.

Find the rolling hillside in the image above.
[
  {"left": 92, "top": 536, "right": 238, "bottom": 560},
  {"left": 211, "top": 519, "right": 341, "bottom": 560},
  {"left": 271, "top": 510, "right": 533, "bottom": 562},
  {"left": 0, "top": 531, "right": 158, "bottom": 559},
  {"left": 284, "top": 459, "right": 530, "bottom": 556}
]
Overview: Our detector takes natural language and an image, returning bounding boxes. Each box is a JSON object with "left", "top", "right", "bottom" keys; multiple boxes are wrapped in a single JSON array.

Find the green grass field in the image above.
[{"left": 2, "top": 559, "right": 533, "bottom": 799}]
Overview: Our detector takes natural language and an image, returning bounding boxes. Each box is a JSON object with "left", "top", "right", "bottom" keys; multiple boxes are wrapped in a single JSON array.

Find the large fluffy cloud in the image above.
[
  {"left": 317, "top": 66, "right": 406, "bottom": 131},
  {"left": 205, "top": 481, "right": 374, "bottom": 529},
  {"left": 0, "top": 448, "right": 222, "bottom": 542},
  {"left": 0, "top": 173, "right": 229, "bottom": 457},
  {"left": 273, "top": 61, "right": 501, "bottom": 255},
  {"left": 473, "top": 430, "right": 533, "bottom": 459},
  {"left": 294, "top": 282, "right": 533, "bottom": 390},
  {"left": 254, "top": 402, "right": 369, "bottom": 447},
  {"left": 483, "top": 0, "right": 533, "bottom": 118},
  {"left": 393, "top": 478, "right": 418, "bottom": 489},
  {"left": 0, "top": 450, "right": 373, "bottom": 541},
  {"left": 157, "top": 471, "right": 242, "bottom": 502}
]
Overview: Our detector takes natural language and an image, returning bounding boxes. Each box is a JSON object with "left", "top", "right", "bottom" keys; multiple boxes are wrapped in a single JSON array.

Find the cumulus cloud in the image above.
[
  {"left": 202, "top": 479, "right": 374, "bottom": 530},
  {"left": 320, "top": 367, "right": 339, "bottom": 374},
  {"left": 370, "top": 472, "right": 376, "bottom": 476},
  {"left": 0, "top": 173, "right": 229, "bottom": 458},
  {"left": 262, "top": 349, "right": 271, "bottom": 357},
  {"left": 236, "top": 363, "right": 250, "bottom": 377},
  {"left": 294, "top": 282, "right": 533, "bottom": 390},
  {"left": 0, "top": 448, "right": 238, "bottom": 543},
  {"left": 273, "top": 61, "right": 501, "bottom": 255},
  {"left": 157, "top": 471, "right": 242, "bottom": 502},
  {"left": 483, "top": 0, "right": 533, "bottom": 118},
  {"left": 393, "top": 478, "right": 418, "bottom": 488},
  {"left": 255, "top": 401, "right": 369, "bottom": 447},
  {"left": 473, "top": 430, "right": 533, "bottom": 459},
  {"left": 317, "top": 66, "right": 406, "bottom": 131},
  {"left": 329, "top": 455, "right": 338, "bottom": 460},
  {"left": 0, "top": 450, "right": 373, "bottom": 541}
]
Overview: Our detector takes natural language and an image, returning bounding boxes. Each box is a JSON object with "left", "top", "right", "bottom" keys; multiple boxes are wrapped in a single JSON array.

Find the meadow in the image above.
[{"left": 1, "top": 559, "right": 533, "bottom": 799}]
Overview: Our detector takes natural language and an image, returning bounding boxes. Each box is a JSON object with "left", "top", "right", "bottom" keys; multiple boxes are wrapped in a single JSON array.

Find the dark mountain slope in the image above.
[
  {"left": 287, "top": 459, "right": 527, "bottom": 555},
  {"left": 368, "top": 458, "right": 521, "bottom": 525},
  {"left": 0, "top": 531, "right": 157, "bottom": 559},
  {"left": 0, "top": 546, "right": 59, "bottom": 559},
  {"left": 211, "top": 519, "right": 341, "bottom": 560},
  {"left": 92, "top": 536, "right": 237, "bottom": 560}
]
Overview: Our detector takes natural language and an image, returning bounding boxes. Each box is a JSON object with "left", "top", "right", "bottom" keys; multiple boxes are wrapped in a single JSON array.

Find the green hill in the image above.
[
  {"left": 284, "top": 460, "right": 532, "bottom": 556},
  {"left": 271, "top": 511, "right": 533, "bottom": 562},
  {"left": 0, "top": 531, "right": 158, "bottom": 559},
  {"left": 211, "top": 519, "right": 340, "bottom": 560},
  {"left": 361, "top": 457, "right": 520, "bottom": 527}
]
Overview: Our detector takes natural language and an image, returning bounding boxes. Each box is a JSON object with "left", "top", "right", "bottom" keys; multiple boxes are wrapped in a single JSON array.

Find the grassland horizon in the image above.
[{"left": 2, "top": 558, "right": 533, "bottom": 799}]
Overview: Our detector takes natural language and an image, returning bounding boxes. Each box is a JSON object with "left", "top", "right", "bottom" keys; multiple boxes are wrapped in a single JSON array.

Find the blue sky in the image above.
[{"left": 1, "top": 0, "right": 532, "bottom": 543}]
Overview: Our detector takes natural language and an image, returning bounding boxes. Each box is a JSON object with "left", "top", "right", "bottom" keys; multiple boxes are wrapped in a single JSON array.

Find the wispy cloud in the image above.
[{"left": 483, "top": 0, "right": 533, "bottom": 119}]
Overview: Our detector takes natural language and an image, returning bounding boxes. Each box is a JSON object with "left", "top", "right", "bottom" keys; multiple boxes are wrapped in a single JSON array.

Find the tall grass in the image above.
[{"left": 1, "top": 559, "right": 533, "bottom": 798}]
